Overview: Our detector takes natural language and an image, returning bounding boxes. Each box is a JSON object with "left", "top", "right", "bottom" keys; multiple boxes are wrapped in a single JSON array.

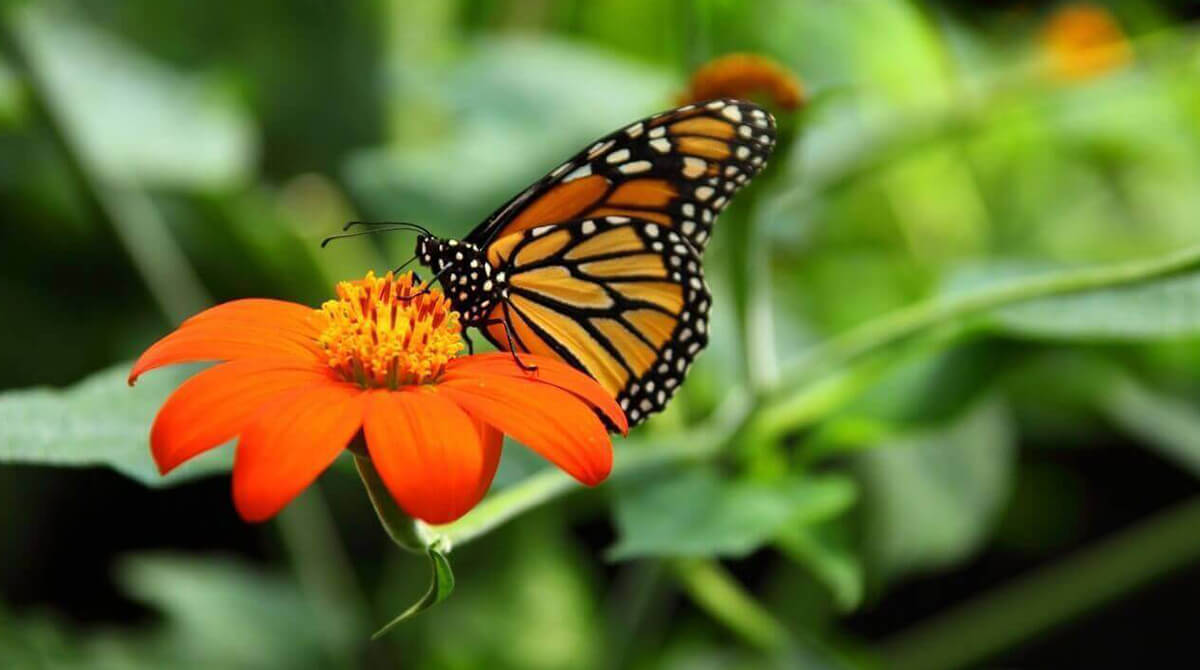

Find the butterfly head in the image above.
[{"left": 414, "top": 235, "right": 506, "bottom": 324}]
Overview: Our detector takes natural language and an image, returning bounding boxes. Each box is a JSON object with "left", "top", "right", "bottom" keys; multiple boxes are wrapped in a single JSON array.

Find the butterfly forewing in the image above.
[
  {"left": 480, "top": 216, "right": 710, "bottom": 426},
  {"left": 466, "top": 99, "right": 776, "bottom": 252}
]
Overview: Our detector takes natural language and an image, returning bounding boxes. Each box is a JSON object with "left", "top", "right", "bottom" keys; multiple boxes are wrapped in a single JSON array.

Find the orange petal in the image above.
[
  {"left": 130, "top": 299, "right": 325, "bottom": 384},
  {"left": 445, "top": 352, "right": 628, "bottom": 434},
  {"left": 180, "top": 298, "right": 326, "bottom": 333},
  {"left": 232, "top": 384, "right": 365, "bottom": 522},
  {"left": 150, "top": 359, "right": 338, "bottom": 475},
  {"left": 470, "top": 420, "right": 504, "bottom": 503},
  {"left": 362, "top": 389, "right": 503, "bottom": 524},
  {"left": 439, "top": 376, "right": 613, "bottom": 486}
]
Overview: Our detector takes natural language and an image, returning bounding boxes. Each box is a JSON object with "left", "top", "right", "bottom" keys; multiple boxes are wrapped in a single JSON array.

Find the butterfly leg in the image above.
[
  {"left": 462, "top": 329, "right": 475, "bottom": 355},
  {"left": 483, "top": 311, "right": 538, "bottom": 372}
]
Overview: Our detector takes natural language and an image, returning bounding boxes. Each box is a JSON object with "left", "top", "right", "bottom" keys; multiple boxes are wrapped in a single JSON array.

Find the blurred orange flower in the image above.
[
  {"left": 130, "top": 271, "right": 624, "bottom": 524},
  {"left": 679, "top": 53, "right": 806, "bottom": 110},
  {"left": 1041, "top": 3, "right": 1132, "bottom": 81}
]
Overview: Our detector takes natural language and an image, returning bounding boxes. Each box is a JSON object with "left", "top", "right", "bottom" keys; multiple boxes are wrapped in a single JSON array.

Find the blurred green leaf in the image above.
[
  {"left": 981, "top": 268, "right": 1200, "bottom": 340},
  {"left": 777, "top": 522, "right": 864, "bottom": 612},
  {"left": 372, "top": 548, "right": 454, "bottom": 639},
  {"left": 609, "top": 468, "right": 857, "bottom": 561},
  {"left": 0, "top": 553, "right": 348, "bottom": 669},
  {"left": 1100, "top": 374, "right": 1200, "bottom": 477},
  {"left": 856, "top": 397, "right": 1015, "bottom": 582},
  {"left": 387, "top": 512, "right": 603, "bottom": 670},
  {"left": 13, "top": 5, "right": 256, "bottom": 190},
  {"left": 345, "top": 35, "right": 674, "bottom": 238},
  {"left": 0, "top": 362, "right": 230, "bottom": 486},
  {"left": 0, "top": 57, "right": 25, "bottom": 127},
  {"left": 119, "top": 553, "right": 350, "bottom": 668}
]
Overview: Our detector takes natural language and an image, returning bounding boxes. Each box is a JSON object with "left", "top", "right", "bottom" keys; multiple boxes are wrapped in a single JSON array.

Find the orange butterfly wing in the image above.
[
  {"left": 464, "top": 99, "right": 776, "bottom": 253},
  {"left": 481, "top": 217, "right": 709, "bottom": 426}
]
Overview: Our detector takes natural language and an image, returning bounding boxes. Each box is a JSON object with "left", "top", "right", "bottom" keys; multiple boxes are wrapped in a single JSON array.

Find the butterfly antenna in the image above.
[
  {"left": 392, "top": 254, "right": 419, "bottom": 274},
  {"left": 320, "top": 227, "right": 413, "bottom": 247},
  {"left": 343, "top": 220, "right": 433, "bottom": 237}
]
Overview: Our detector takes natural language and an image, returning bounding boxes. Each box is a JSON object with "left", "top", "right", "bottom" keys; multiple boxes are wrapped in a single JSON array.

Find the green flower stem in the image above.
[
  {"left": 353, "top": 451, "right": 438, "bottom": 553},
  {"left": 430, "top": 394, "right": 752, "bottom": 549},
  {"left": 767, "top": 242, "right": 1200, "bottom": 401},
  {"left": 670, "top": 558, "right": 851, "bottom": 667},
  {"left": 430, "top": 243, "right": 1200, "bottom": 548},
  {"left": 880, "top": 495, "right": 1200, "bottom": 670},
  {"left": 670, "top": 558, "right": 791, "bottom": 652}
]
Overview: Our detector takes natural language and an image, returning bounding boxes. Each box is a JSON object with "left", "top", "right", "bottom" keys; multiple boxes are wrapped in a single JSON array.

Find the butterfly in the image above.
[{"left": 373, "top": 99, "right": 776, "bottom": 426}]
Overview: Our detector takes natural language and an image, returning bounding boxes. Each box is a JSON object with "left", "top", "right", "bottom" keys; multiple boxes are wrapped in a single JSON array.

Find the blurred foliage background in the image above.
[{"left": 2, "top": 0, "right": 1200, "bottom": 668}]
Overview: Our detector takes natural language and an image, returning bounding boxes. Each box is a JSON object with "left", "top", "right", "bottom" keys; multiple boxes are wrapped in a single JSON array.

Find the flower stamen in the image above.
[{"left": 316, "top": 271, "right": 463, "bottom": 388}]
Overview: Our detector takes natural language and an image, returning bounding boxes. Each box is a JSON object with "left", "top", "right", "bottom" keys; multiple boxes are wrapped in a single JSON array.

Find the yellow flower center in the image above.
[{"left": 316, "top": 271, "right": 464, "bottom": 388}]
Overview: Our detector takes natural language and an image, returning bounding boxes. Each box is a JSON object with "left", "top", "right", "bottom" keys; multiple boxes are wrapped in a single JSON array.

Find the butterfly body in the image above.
[{"left": 415, "top": 98, "right": 776, "bottom": 426}]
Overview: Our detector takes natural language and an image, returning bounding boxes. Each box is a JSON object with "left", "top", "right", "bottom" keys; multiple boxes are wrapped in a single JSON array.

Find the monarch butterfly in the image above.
[{"left": 351, "top": 99, "right": 776, "bottom": 426}]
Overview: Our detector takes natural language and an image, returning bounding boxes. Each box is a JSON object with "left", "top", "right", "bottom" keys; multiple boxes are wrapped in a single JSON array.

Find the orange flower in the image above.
[
  {"left": 679, "top": 53, "right": 806, "bottom": 111},
  {"left": 1040, "top": 3, "right": 1132, "bottom": 81},
  {"left": 129, "top": 271, "right": 625, "bottom": 524}
]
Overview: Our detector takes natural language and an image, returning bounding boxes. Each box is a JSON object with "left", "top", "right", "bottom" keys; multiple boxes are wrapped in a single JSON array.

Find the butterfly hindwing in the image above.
[
  {"left": 465, "top": 99, "right": 776, "bottom": 253},
  {"left": 480, "top": 216, "right": 710, "bottom": 426}
]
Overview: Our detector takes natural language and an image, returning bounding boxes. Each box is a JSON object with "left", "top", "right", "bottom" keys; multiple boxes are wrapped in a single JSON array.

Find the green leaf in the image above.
[
  {"left": 119, "top": 553, "right": 355, "bottom": 667},
  {"left": 13, "top": 5, "right": 256, "bottom": 190},
  {"left": 959, "top": 263, "right": 1200, "bottom": 340},
  {"left": 372, "top": 549, "right": 455, "bottom": 639},
  {"left": 1100, "top": 375, "right": 1200, "bottom": 477},
  {"left": 608, "top": 468, "right": 857, "bottom": 561},
  {"left": 855, "top": 397, "right": 1015, "bottom": 582},
  {"left": 776, "top": 522, "right": 864, "bottom": 612},
  {"left": 0, "top": 553, "right": 354, "bottom": 669},
  {"left": 0, "top": 362, "right": 231, "bottom": 486},
  {"left": 344, "top": 36, "right": 673, "bottom": 238}
]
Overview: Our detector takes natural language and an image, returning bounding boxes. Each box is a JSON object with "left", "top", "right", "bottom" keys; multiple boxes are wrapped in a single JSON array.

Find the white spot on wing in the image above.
[
  {"left": 588, "top": 139, "right": 615, "bottom": 158},
  {"left": 551, "top": 162, "right": 573, "bottom": 177},
  {"left": 606, "top": 148, "right": 631, "bottom": 164},
  {"left": 563, "top": 164, "right": 592, "bottom": 182},
  {"left": 682, "top": 157, "right": 707, "bottom": 179}
]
